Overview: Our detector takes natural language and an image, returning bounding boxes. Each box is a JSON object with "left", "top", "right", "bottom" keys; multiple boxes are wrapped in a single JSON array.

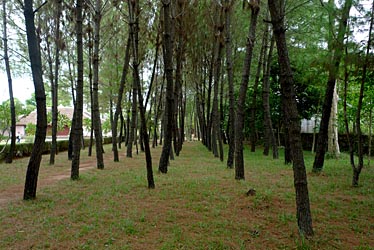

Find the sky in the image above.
[{"left": 0, "top": 73, "right": 34, "bottom": 104}]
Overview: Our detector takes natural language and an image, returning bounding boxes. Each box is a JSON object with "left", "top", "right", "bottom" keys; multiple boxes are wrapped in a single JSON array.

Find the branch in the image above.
[
  {"left": 34, "top": 1, "right": 48, "bottom": 14},
  {"left": 285, "top": 0, "right": 311, "bottom": 16},
  {"left": 8, "top": 47, "right": 30, "bottom": 62}
]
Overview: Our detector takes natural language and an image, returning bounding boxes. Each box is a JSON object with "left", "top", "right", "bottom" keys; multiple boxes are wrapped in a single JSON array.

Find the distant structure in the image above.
[
  {"left": 16, "top": 106, "right": 91, "bottom": 137},
  {"left": 300, "top": 116, "right": 320, "bottom": 134}
]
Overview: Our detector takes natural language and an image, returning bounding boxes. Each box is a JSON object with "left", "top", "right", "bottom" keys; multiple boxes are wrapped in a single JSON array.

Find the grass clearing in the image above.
[{"left": 0, "top": 142, "right": 373, "bottom": 249}]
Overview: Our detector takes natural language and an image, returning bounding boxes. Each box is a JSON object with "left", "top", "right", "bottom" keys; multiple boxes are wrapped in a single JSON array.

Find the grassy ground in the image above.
[{"left": 0, "top": 142, "right": 373, "bottom": 249}]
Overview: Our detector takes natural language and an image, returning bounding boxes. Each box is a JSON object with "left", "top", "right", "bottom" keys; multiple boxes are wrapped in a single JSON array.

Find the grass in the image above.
[{"left": 0, "top": 142, "right": 373, "bottom": 249}]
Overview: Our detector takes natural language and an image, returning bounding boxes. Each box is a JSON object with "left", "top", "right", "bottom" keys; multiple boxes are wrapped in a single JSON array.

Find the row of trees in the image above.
[{"left": 1, "top": 0, "right": 373, "bottom": 238}]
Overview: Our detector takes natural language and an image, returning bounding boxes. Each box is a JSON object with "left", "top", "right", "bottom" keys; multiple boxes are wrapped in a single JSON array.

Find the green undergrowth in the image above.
[{"left": 0, "top": 142, "right": 373, "bottom": 249}]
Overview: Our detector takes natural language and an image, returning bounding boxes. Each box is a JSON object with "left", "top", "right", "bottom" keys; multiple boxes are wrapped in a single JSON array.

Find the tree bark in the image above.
[
  {"left": 126, "top": 75, "right": 137, "bottom": 158},
  {"left": 225, "top": 0, "right": 235, "bottom": 168},
  {"left": 3, "top": 0, "right": 16, "bottom": 164},
  {"left": 49, "top": 0, "right": 62, "bottom": 165},
  {"left": 23, "top": 0, "right": 47, "bottom": 200},
  {"left": 128, "top": 0, "right": 155, "bottom": 188},
  {"left": 262, "top": 35, "right": 278, "bottom": 159},
  {"left": 351, "top": 0, "right": 374, "bottom": 186},
  {"left": 313, "top": 0, "right": 352, "bottom": 172},
  {"left": 327, "top": 84, "right": 340, "bottom": 158},
  {"left": 250, "top": 23, "right": 266, "bottom": 154},
  {"left": 234, "top": 0, "right": 260, "bottom": 180},
  {"left": 71, "top": 0, "right": 84, "bottom": 180},
  {"left": 159, "top": 0, "right": 174, "bottom": 174},
  {"left": 88, "top": 16, "right": 94, "bottom": 157},
  {"left": 92, "top": 0, "right": 104, "bottom": 169},
  {"left": 268, "top": 0, "right": 314, "bottom": 237},
  {"left": 211, "top": 4, "right": 224, "bottom": 161},
  {"left": 112, "top": 35, "right": 131, "bottom": 162}
]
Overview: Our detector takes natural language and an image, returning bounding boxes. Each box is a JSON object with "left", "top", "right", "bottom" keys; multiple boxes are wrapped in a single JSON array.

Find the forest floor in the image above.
[{"left": 0, "top": 142, "right": 373, "bottom": 249}]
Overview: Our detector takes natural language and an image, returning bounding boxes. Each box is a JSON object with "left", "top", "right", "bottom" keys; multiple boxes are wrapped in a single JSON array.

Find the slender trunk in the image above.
[
  {"left": 352, "top": 0, "right": 374, "bottom": 186},
  {"left": 159, "top": 0, "right": 174, "bottom": 173},
  {"left": 23, "top": 0, "right": 47, "bottom": 200},
  {"left": 263, "top": 35, "right": 278, "bottom": 159},
  {"left": 127, "top": 77, "right": 137, "bottom": 157},
  {"left": 71, "top": 0, "right": 84, "bottom": 180},
  {"left": 234, "top": 1, "right": 260, "bottom": 180},
  {"left": 129, "top": 0, "right": 155, "bottom": 188},
  {"left": 261, "top": 27, "right": 270, "bottom": 156},
  {"left": 343, "top": 49, "right": 355, "bottom": 168},
  {"left": 88, "top": 17, "right": 94, "bottom": 156},
  {"left": 49, "top": 0, "right": 62, "bottom": 165},
  {"left": 225, "top": 0, "right": 235, "bottom": 168},
  {"left": 3, "top": 0, "right": 16, "bottom": 164},
  {"left": 112, "top": 35, "right": 131, "bottom": 162},
  {"left": 119, "top": 111, "right": 125, "bottom": 149},
  {"left": 327, "top": 85, "right": 340, "bottom": 157},
  {"left": 211, "top": 5, "right": 224, "bottom": 161},
  {"left": 313, "top": 0, "right": 352, "bottom": 172},
  {"left": 92, "top": 0, "right": 104, "bottom": 169},
  {"left": 251, "top": 21, "right": 267, "bottom": 154},
  {"left": 369, "top": 105, "right": 372, "bottom": 167},
  {"left": 268, "top": 0, "right": 313, "bottom": 237}
]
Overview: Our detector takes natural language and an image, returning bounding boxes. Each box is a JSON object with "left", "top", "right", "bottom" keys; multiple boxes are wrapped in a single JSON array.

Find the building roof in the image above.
[{"left": 17, "top": 106, "right": 91, "bottom": 126}]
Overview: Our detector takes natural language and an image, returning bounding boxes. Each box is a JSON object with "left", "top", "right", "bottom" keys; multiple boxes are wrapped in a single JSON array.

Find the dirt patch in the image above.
[{"left": 0, "top": 155, "right": 97, "bottom": 208}]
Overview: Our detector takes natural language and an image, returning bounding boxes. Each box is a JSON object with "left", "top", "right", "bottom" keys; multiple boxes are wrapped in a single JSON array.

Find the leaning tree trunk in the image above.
[
  {"left": 234, "top": 0, "right": 260, "bottom": 180},
  {"left": 268, "top": 0, "right": 314, "bottom": 237},
  {"left": 128, "top": 0, "right": 155, "bottom": 188},
  {"left": 23, "top": 0, "right": 47, "bottom": 200},
  {"left": 71, "top": 0, "right": 84, "bottom": 180},
  {"left": 159, "top": 0, "right": 175, "bottom": 174},
  {"left": 3, "top": 0, "right": 16, "bottom": 164},
  {"left": 225, "top": 0, "right": 235, "bottom": 168},
  {"left": 313, "top": 0, "right": 352, "bottom": 172},
  {"left": 92, "top": 0, "right": 104, "bottom": 169},
  {"left": 112, "top": 35, "right": 131, "bottom": 162}
]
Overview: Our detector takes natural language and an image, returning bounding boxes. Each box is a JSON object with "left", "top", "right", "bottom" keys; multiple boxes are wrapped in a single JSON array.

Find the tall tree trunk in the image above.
[
  {"left": 352, "top": 0, "right": 374, "bottom": 186},
  {"left": 327, "top": 84, "right": 340, "bottom": 158},
  {"left": 261, "top": 26, "right": 270, "bottom": 156},
  {"left": 263, "top": 35, "right": 278, "bottom": 159},
  {"left": 119, "top": 111, "right": 125, "bottom": 149},
  {"left": 159, "top": 0, "right": 174, "bottom": 174},
  {"left": 206, "top": 47, "right": 214, "bottom": 151},
  {"left": 128, "top": 0, "right": 155, "bottom": 188},
  {"left": 88, "top": 17, "right": 94, "bottom": 157},
  {"left": 250, "top": 24, "right": 266, "bottom": 154},
  {"left": 268, "top": 0, "right": 314, "bottom": 237},
  {"left": 225, "top": 0, "right": 235, "bottom": 168},
  {"left": 50, "top": 0, "right": 62, "bottom": 165},
  {"left": 92, "top": 0, "right": 104, "bottom": 169},
  {"left": 173, "top": 0, "right": 185, "bottom": 157},
  {"left": 23, "top": 0, "right": 47, "bottom": 200},
  {"left": 112, "top": 35, "right": 131, "bottom": 162},
  {"left": 3, "top": 0, "right": 16, "bottom": 164},
  {"left": 127, "top": 76, "right": 137, "bottom": 158},
  {"left": 369, "top": 104, "right": 372, "bottom": 167},
  {"left": 71, "top": 0, "right": 84, "bottom": 180},
  {"left": 234, "top": 0, "right": 260, "bottom": 180},
  {"left": 211, "top": 4, "right": 224, "bottom": 161},
  {"left": 313, "top": 0, "right": 352, "bottom": 172},
  {"left": 343, "top": 48, "right": 355, "bottom": 170}
]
